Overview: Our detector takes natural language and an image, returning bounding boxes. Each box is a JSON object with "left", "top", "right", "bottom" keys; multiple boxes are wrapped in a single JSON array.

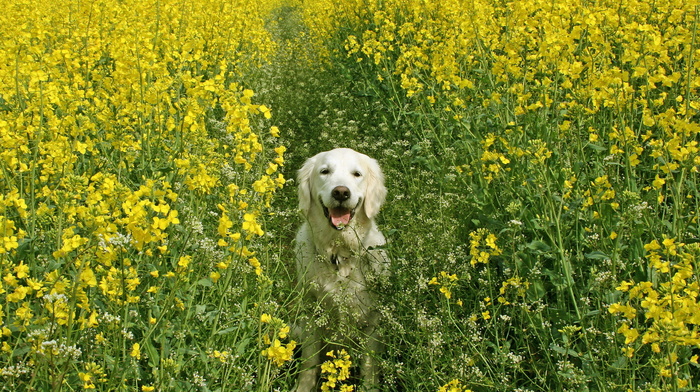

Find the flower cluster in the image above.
[
  {"left": 480, "top": 134, "right": 512, "bottom": 183},
  {"left": 437, "top": 379, "right": 472, "bottom": 392},
  {"left": 609, "top": 238, "right": 700, "bottom": 387},
  {"left": 261, "top": 338, "right": 297, "bottom": 368},
  {"left": 260, "top": 313, "right": 297, "bottom": 367},
  {"left": 429, "top": 271, "right": 459, "bottom": 301},
  {"left": 497, "top": 277, "right": 531, "bottom": 306},
  {"left": 320, "top": 350, "right": 355, "bottom": 392},
  {"left": 468, "top": 229, "right": 502, "bottom": 266}
]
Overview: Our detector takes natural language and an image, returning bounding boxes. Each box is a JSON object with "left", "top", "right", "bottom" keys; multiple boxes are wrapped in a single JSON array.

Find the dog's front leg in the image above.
[
  {"left": 361, "top": 325, "right": 382, "bottom": 392},
  {"left": 295, "top": 326, "right": 322, "bottom": 392}
]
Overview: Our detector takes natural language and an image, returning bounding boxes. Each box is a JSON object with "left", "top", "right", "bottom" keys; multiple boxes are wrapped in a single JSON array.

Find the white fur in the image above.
[{"left": 294, "top": 148, "right": 388, "bottom": 392}]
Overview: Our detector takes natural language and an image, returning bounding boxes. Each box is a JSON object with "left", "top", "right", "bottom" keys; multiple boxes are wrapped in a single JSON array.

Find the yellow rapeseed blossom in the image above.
[
  {"left": 497, "top": 276, "right": 530, "bottom": 305},
  {"left": 261, "top": 339, "right": 297, "bottom": 367},
  {"left": 437, "top": 379, "right": 472, "bottom": 392},
  {"left": 610, "top": 238, "right": 700, "bottom": 380},
  {"left": 430, "top": 271, "right": 459, "bottom": 300},
  {"left": 320, "top": 349, "right": 354, "bottom": 392},
  {"left": 468, "top": 229, "right": 502, "bottom": 265},
  {"left": 130, "top": 343, "right": 141, "bottom": 359}
]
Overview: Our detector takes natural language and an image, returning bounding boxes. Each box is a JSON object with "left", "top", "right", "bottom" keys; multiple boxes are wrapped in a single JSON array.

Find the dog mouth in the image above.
[{"left": 322, "top": 205, "right": 355, "bottom": 230}]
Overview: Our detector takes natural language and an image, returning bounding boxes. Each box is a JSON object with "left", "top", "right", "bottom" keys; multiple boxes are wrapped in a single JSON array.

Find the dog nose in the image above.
[{"left": 332, "top": 186, "right": 350, "bottom": 201}]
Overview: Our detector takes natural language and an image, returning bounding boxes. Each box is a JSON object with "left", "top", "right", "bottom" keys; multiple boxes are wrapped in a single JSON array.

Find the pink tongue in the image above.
[{"left": 330, "top": 208, "right": 351, "bottom": 227}]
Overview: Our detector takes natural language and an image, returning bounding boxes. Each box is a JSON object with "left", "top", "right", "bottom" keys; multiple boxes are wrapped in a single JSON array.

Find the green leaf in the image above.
[
  {"left": 584, "top": 251, "right": 610, "bottom": 260},
  {"left": 197, "top": 278, "right": 213, "bottom": 287},
  {"left": 526, "top": 240, "right": 551, "bottom": 252},
  {"left": 586, "top": 142, "right": 607, "bottom": 152},
  {"left": 550, "top": 343, "right": 579, "bottom": 357}
]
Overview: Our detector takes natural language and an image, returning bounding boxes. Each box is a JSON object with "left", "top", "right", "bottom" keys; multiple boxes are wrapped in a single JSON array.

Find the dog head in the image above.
[{"left": 298, "top": 148, "right": 386, "bottom": 230}]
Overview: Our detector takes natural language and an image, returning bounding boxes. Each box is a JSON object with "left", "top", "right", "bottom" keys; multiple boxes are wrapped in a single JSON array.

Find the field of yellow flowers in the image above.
[
  {"left": 0, "top": 0, "right": 293, "bottom": 390},
  {"left": 2, "top": 0, "right": 699, "bottom": 391}
]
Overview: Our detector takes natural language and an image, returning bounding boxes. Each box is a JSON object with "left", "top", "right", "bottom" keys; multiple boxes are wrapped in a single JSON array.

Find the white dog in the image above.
[{"left": 294, "top": 148, "right": 388, "bottom": 392}]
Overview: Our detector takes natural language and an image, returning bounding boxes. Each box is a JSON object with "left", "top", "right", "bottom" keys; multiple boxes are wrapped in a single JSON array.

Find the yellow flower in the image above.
[
  {"left": 321, "top": 349, "right": 354, "bottom": 392},
  {"left": 248, "top": 257, "right": 262, "bottom": 275},
  {"left": 621, "top": 347, "right": 635, "bottom": 358},
  {"left": 131, "top": 343, "right": 141, "bottom": 358},
  {"left": 438, "top": 379, "right": 472, "bottom": 392},
  {"left": 14, "top": 261, "right": 29, "bottom": 279},
  {"left": 279, "top": 325, "right": 290, "bottom": 339},
  {"left": 615, "top": 281, "right": 633, "bottom": 292},
  {"left": 242, "top": 213, "right": 264, "bottom": 237},
  {"left": 469, "top": 229, "right": 501, "bottom": 265},
  {"left": 430, "top": 271, "right": 459, "bottom": 300},
  {"left": 218, "top": 213, "right": 234, "bottom": 237},
  {"left": 644, "top": 240, "right": 661, "bottom": 252},
  {"left": 261, "top": 339, "right": 297, "bottom": 367},
  {"left": 178, "top": 255, "right": 192, "bottom": 268},
  {"left": 608, "top": 303, "right": 637, "bottom": 319},
  {"left": 617, "top": 323, "right": 639, "bottom": 344}
]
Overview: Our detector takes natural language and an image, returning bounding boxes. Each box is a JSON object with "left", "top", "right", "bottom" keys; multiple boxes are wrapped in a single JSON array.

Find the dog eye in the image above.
[
  {"left": 320, "top": 168, "right": 329, "bottom": 175},
  {"left": 353, "top": 171, "right": 362, "bottom": 177}
]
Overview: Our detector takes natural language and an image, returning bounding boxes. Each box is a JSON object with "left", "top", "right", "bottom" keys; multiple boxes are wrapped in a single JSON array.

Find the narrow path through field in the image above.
[{"left": 250, "top": 6, "right": 391, "bottom": 173}]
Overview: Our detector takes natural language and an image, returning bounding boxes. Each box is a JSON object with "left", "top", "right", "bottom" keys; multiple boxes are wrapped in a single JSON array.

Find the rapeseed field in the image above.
[{"left": 1, "top": 0, "right": 699, "bottom": 391}]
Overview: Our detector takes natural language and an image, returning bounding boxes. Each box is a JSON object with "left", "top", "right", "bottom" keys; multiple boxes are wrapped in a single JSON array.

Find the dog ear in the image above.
[
  {"left": 363, "top": 157, "right": 387, "bottom": 219},
  {"left": 297, "top": 155, "right": 317, "bottom": 215}
]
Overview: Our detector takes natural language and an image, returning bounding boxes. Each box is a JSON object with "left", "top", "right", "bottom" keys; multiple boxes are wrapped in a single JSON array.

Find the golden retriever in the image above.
[{"left": 294, "top": 148, "right": 388, "bottom": 392}]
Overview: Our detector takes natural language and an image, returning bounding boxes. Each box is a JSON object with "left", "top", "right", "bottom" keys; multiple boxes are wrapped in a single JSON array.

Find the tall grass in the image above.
[{"left": 1, "top": 0, "right": 699, "bottom": 391}]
